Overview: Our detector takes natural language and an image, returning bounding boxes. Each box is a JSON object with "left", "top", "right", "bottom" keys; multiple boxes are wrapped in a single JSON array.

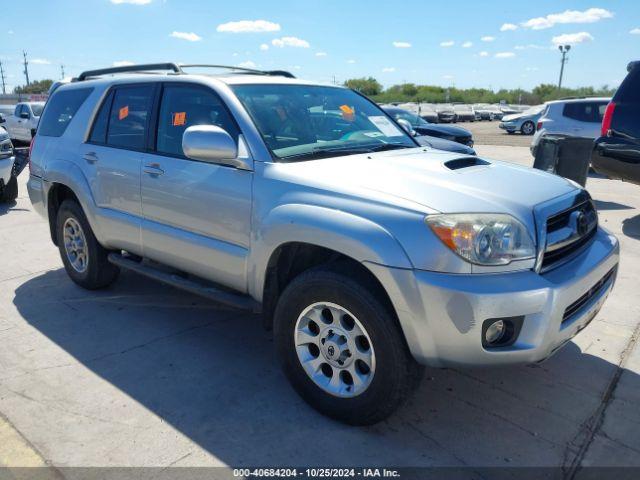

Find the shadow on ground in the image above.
[
  {"left": 622, "top": 215, "right": 640, "bottom": 240},
  {"left": 10, "top": 269, "right": 640, "bottom": 471}
]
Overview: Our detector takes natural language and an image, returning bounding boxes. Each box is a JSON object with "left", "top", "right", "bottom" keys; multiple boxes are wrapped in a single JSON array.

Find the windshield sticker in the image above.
[
  {"left": 118, "top": 105, "right": 129, "bottom": 121},
  {"left": 363, "top": 131, "right": 385, "bottom": 138},
  {"left": 369, "top": 116, "right": 404, "bottom": 137},
  {"left": 172, "top": 112, "right": 186, "bottom": 126},
  {"left": 340, "top": 104, "right": 355, "bottom": 122}
]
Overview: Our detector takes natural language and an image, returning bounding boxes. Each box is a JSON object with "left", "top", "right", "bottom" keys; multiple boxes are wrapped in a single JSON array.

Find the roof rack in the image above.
[
  {"left": 77, "top": 63, "right": 182, "bottom": 81},
  {"left": 179, "top": 64, "right": 295, "bottom": 78},
  {"left": 76, "top": 62, "right": 296, "bottom": 82}
]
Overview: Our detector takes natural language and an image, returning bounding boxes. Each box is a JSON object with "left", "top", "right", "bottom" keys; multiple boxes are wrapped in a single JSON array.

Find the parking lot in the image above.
[
  {"left": 464, "top": 120, "right": 534, "bottom": 148},
  {"left": 0, "top": 145, "right": 638, "bottom": 475}
]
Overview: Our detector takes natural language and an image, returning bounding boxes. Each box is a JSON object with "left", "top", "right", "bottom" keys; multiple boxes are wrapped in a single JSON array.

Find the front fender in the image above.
[
  {"left": 43, "top": 159, "right": 105, "bottom": 242},
  {"left": 248, "top": 203, "right": 413, "bottom": 300}
]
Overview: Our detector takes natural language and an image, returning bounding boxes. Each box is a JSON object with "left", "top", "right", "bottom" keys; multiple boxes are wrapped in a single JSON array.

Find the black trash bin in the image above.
[{"left": 533, "top": 135, "right": 594, "bottom": 187}]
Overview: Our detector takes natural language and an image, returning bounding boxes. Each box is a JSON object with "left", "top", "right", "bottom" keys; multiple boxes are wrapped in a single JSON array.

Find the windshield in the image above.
[
  {"left": 389, "top": 110, "right": 429, "bottom": 128},
  {"left": 31, "top": 104, "right": 44, "bottom": 116},
  {"left": 523, "top": 105, "right": 544, "bottom": 115},
  {"left": 232, "top": 84, "right": 416, "bottom": 161}
]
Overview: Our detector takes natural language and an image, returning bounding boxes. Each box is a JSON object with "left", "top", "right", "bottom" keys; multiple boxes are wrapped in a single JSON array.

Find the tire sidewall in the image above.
[
  {"left": 56, "top": 200, "right": 99, "bottom": 285},
  {"left": 522, "top": 121, "right": 535, "bottom": 135},
  {"left": 274, "top": 269, "right": 410, "bottom": 423}
]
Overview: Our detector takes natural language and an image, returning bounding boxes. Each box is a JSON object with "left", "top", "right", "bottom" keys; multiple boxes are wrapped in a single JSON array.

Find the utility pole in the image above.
[
  {"left": 22, "top": 51, "right": 30, "bottom": 86},
  {"left": 0, "top": 61, "right": 6, "bottom": 94},
  {"left": 558, "top": 45, "right": 571, "bottom": 89},
  {"left": 60, "top": 64, "right": 65, "bottom": 79}
]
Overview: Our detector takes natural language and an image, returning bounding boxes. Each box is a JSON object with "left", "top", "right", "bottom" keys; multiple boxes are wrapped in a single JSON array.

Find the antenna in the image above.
[
  {"left": 0, "top": 61, "right": 6, "bottom": 94},
  {"left": 22, "top": 51, "right": 30, "bottom": 86}
]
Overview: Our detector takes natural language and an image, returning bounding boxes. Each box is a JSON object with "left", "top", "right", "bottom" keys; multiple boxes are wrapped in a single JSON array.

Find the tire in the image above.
[
  {"left": 521, "top": 121, "right": 535, "bottom": 136},
  {"left": 274, "top": 265, "right": 423, "bottom": 425},
  {"left": 56, "top": 199, "right": 119, "bottom": 289},
  {"left": 507, "top": 131, "right": 515, "bottom": 135},
  {"left": 0, "top": 176, "right": 18, "bottom": 203}
]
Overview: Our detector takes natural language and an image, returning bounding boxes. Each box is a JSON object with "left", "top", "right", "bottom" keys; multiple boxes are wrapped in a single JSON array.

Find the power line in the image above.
[
  {"left": 22, "top": 50, "right": 30, "bottom": 86},
  {"left": 61, "top": 64, "right": 65, "bottom": 79},
  {"left": 0, "top": 61, "right": 6, "bottom": 94}
]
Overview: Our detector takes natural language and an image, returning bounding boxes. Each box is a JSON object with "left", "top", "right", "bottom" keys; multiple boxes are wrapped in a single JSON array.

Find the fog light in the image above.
[{"left": 485, "top": 320, "right": 506, "bottom": 344}]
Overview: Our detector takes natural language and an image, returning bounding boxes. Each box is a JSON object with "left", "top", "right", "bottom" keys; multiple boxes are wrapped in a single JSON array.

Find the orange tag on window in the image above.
[
  {"left": 118, "top": 105, "right": 129, "bottom": 120},
  {"left": 172, "top": 112, "right": 186, "bottom": 126},
  {"left": 340, "top": 104, "right": 355, "bottom": 122}
]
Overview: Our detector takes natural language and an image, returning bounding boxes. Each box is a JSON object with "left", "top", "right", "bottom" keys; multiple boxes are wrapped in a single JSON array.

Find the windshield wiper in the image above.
[{"left": 279, "top": 143, "right": 412, "bottom": 162}]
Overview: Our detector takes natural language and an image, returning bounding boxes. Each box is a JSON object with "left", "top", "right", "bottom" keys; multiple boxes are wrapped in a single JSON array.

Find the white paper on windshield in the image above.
[{"left": 368, "top": 116, "right": 404, "bottom": 137}]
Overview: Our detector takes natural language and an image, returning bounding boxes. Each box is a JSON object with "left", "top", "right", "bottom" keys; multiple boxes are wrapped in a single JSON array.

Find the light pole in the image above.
[{"left": 558, "top": 44, "right": 571, "bottom": 89}]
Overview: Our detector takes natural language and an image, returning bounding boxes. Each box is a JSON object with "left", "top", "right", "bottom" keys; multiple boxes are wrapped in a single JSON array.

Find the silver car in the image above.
[
  {"left": 28, "top": 63, "right": 619, "bottom": 425},
  {"left": 499, "top": 105, "right": 544, "bottom": 135}
]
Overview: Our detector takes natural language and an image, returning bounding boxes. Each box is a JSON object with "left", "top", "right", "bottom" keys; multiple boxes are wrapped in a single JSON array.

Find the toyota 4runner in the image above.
[{"left": 28, "top": 63, "right": 619, "bottom": 425}]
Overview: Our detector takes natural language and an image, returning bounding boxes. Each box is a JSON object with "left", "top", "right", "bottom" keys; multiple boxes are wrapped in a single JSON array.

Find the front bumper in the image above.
[
  {"left": 499, "top": 122, "right": 517, "bottom": 132},
  {"left": 0, "top": 155, "right": 15, "bottom": 185},
  {"left": 367, "top": 227, "right": 619, "bottom": 368}
]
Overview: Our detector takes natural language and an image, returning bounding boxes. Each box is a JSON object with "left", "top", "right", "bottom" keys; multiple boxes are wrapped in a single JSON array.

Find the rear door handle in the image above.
[
  {"left": 83, "top": 152, "right": 99, "bottom": 164},
  {"left": 144, "top": 163, "right": 164, "bottom": 176}
]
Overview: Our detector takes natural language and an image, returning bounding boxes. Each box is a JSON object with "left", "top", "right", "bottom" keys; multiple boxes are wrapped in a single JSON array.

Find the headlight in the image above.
[{"left": 426, "top": 214, "right": 535, "bottom": 266}]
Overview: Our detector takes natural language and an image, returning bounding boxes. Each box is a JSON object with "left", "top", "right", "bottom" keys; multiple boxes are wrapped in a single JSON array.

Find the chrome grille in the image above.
[{"left": 535, "top": 191, "right": 598, "bottom": 273}]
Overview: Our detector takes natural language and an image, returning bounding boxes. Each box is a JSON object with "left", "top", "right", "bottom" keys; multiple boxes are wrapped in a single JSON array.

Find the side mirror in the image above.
[
  {"left": 20, "top": 112, "right": 30, "bottom": 119},
  {"left": 396, "top": 118, "right": 416, "bottom": 136},
  {"left": 182, "top": 125, "right": 249, "bottom": 169}
]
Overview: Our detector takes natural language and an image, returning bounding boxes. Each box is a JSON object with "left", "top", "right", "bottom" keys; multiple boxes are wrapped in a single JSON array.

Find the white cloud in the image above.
[
  {"left": 526, "top": 66, "right": 539, "bottom": 71},
  {"left": 315, "top": 52, "right": 327, "bottom": 57},
  {"left": 110, "top": 0, "right": 151, "bottom": 4},
  {"left": 170, "top": 31, "right": 202, "bottom": 42},
  {"left": 392, "top": 41, "right": 411, "bottom": 48},
  {"left": 7, "top": 30, "right": 14, "bottom": 34},
  {"left": 500, "top": 23, "right": 518, "bottom": 31},
  {"left": 495, "top": 52, "right": 516, "bottom": 58},
  {"left": 462, "top": 41, "right": 473, "bottom": 48},
  {"left": 382, "top": 67, "right": 396, "bottom": 72},
  {"left": 442, "top": 74, "right": 454, "bottom": 80},
  {"left": 31, "top": 58, "right": 51, "bottom": 65},
  {"left": 481, "top": 36, "right": 495, "bottom": 42},
  {"left": 440, "top": 40, "right": 455, "bottom": 47},
  {"left": 630, "top": 28, "right": 640, "bottom": 35},
  {"left": 551, "top": 31, "right": 594, "bottom": 46},
  {"left": 271, "top": 36, "right": 310, "bottom": 48},
  {"left": 259, "top": 43, "right": 269, "bottom": 51},
  {"left": 478, "top": 51, "right": 489, "bottom": 57},
  {"left": 514, "top": 44, "right": 546, "bottom": 50},
  {"left": 346, "top": 59, "right": 356, "bottom": 64},
  {"left": 113, "top": 60, "right": 134, "bottom": 67},
  {"left": 217, "top": 20, "right": 281, "bottom": 33},
  {"left": 237, "top": 60, "right": 257, "bottom": 69},
  {"left": 522, "top": 8, "right": 613, "bottom": 30}
]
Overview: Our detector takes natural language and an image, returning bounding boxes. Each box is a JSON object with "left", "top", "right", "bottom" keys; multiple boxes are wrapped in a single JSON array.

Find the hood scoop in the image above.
[{"left": 444, "top": 157, "right": 490, "bottom": 171}]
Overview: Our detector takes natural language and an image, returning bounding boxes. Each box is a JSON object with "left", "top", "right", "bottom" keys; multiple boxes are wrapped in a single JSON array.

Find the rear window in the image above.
[
  {"left": 562, "top": 102, "right": 607, "bottom": 123},
  {"left": 615, "top": 67, "right": 640, "bottom": 103},
  {"left": 106, "top": 85, "right": 154, "bottom": 150},
  {"left": 38, "top": 88, "right": 93, "bottom": 137}
]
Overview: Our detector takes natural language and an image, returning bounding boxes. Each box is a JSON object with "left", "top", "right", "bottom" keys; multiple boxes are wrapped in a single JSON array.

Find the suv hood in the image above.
[
  {"left": 416, "top": 123, "right": 471, "bottom": 138},
  {"left": 274, "top": 147, "right": 577, "bottom": 221}
]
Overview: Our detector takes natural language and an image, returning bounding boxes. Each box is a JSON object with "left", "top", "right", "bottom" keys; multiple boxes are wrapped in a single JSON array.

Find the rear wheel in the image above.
[
  {"left": 56, "top": 199, "right": 119, "bottom": 289},
  {"left": 0, "top": 176, "right": 18, "bottom": 203},
  {"left": 274, "top": 265, "right": 422, "bottom": 425},
  {"left": 521, "top": 121, "right": 535, "bottom": 135}
]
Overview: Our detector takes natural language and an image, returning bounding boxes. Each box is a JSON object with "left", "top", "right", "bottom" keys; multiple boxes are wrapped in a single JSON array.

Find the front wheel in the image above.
[
  {"left": 521, "top": 121, "right": 535, "bottom": 135},
  {"left": 56, "top": 199, "right": 119, "bottom": 289},
  {"left": 274, "top": 265, "right": 422, "bottom": 425},
  {"left": 0, "top": 176, "right": 18, "bottom": 203}
]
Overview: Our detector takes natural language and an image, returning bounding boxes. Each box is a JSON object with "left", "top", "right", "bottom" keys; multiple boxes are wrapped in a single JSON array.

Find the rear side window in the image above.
[
  {"left": 156, "top": 84, "right": 239, "bottom": 157},
  {"left": 38, "top": 88, "right": 93, "bottom": 137},
  {"left": 562, "top": 102, "right": 607, "bottom": 123},
  {"left": 106, "top": 85, "right": 154, "bottom": 150},
  {"left": 89, "top": 91, "right": 114, "bottom": 144}
]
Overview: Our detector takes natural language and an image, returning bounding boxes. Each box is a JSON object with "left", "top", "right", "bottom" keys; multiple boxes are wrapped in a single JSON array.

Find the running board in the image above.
[{"left": 107, "top": 253, "right": 257, "bottom": 311}]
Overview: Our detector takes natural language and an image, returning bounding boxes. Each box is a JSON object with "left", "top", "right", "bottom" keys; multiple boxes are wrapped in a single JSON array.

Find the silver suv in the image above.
[{"left": 28, "top": 63, "right": 619, "bottom": 425}]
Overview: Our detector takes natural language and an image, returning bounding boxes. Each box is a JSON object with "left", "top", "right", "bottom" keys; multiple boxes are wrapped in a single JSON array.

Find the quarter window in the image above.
[
  {"left": 106, "top": 85, "right": 154, "bottom": 150},
  {"left": 562, "top": 102, "right": 608, "bottom": 123},
  {"left": 38, "top": 88, "right": 93, "bottom": 137},
  {"left": 156, "top": 85, "right": 239, "bottom": 157}
]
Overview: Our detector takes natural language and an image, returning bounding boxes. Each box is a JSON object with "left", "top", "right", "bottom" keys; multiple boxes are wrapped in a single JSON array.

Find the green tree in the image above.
[
  {"left": 14, "top": 79, "right": 54, "bottom": 94},
  {"left": 344, "top": 77, "right": 383, "bottom": 96}
]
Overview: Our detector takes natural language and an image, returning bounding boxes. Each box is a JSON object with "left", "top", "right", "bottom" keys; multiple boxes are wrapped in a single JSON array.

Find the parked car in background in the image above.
[
  {"left": 500, "top": 105, "right": 520, "bottom": 116},
  {"left": 499, "top": 105, "right": 545, "bottom": 135},
  {"left": 435, "top": 104, "right": 456, "bottom": 123},
  {"left": 0, "top": 105, "right": 15, "bottom": 119},
  {"left": 531, "top": 97, "right": 610, "bottom": 156},
  {"left": 453, "top": 104, "right": 475, "bottom": 122},
  {"left": 418, "top": 103, "right": 439, "bottom": 123},
  {"left": 487, "top": 105, "right": 504, "bottom": 121},
  {"left": 4, "top": 102, "right": 45, "bottom": 143},
  {"left": 474, "top": 104, "right": 493, "bottom": 120},
  {"left": 382, "top": 106, "right": 474, "bottom": 148},
  {"left": 0, "top": 125, "right": 17, "bottom": 202},
  {"left": 592, "top": 61, "right": 640, "bottom": 186}
]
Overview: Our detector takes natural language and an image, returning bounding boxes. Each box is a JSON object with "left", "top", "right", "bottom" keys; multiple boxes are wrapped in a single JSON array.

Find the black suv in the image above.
[{"left": 591, "top": 61, "right": 640, "bottom": 185}]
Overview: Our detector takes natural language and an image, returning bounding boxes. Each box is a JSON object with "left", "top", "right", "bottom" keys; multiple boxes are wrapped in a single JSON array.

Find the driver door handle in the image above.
[
  {"left": 144, "top": 163, "right": 165, "bottom": 176},
  {"left": 83, "top": 152, "right": 99, "bottom": 164}
]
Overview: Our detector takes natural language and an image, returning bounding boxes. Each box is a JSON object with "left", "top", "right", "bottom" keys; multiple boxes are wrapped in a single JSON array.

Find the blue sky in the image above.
[{"left": 1, "top": 0, "right": 639, "bottom": 92}]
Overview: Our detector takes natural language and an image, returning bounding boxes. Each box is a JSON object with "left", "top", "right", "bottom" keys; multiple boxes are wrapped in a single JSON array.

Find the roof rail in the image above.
[
  {"left": 628, "top": 61, "right": 639, "bottom": 72},
  {"left": 77, "top": 63, "right": 183, "bottom": 81},
  {"left": 179, "top": 64, "right": 295, "bottom": 78}
]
